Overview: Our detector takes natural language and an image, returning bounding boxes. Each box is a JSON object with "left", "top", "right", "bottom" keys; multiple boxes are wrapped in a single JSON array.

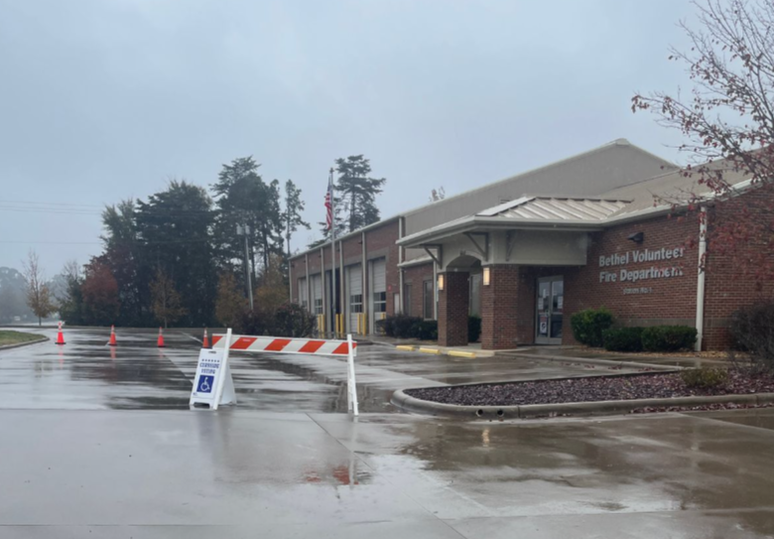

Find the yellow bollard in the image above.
[{"left": 448, "top": 350, "right": 477, "bottom": 359}]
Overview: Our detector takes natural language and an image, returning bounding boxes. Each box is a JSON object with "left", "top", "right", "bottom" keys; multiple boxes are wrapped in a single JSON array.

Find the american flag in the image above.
[{"left": 325, "top": 169, "right": 334, "bottom": 231}]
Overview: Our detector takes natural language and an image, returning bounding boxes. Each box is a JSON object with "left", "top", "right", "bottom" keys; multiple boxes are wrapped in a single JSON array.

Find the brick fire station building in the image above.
[{"left": 288, "top": 139, "right": 773, "bottom": 351}]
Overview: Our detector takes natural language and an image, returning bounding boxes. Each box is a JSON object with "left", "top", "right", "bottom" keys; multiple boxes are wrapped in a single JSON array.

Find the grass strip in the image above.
[{"left": 0, "top": 330, "right": 45, "bottom": 347}]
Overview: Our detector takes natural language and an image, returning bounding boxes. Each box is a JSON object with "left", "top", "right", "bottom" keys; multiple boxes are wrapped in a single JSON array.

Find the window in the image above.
[
  {"left": 423, "top": 280, "right": 434, "bottom": 320},
  {"left": 311, "top": 275, "right": 322, "bottom": 315},
  {"left": 373, "top": 291, "right": 386, "bottom": 313},
  {"left": 350, "top": 293, "right": 363, "bottom": 313},
  {"left": 469, "top": 273, "right": 481, "bottom": 317},
  {"left": 298, "top": 278, "right": 308, "bottom": 310}
]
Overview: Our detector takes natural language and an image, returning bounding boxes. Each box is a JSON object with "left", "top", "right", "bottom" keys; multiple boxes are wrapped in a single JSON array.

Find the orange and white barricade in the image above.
[{"left": 191, "top": 330, "right": 359, "bottom": 415}]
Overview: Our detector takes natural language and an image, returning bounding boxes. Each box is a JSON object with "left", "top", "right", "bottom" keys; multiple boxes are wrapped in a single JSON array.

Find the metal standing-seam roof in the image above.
[{"left": 478, "top": 196, "right": 630, "bottom": 221}]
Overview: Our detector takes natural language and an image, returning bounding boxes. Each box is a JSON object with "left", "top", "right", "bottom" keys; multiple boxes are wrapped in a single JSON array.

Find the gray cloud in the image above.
[{"left": 0, "top": 0, "right": 696, "bottom": 274}]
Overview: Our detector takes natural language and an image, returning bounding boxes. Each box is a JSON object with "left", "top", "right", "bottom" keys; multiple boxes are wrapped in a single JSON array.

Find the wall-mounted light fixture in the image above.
[
  {"left": 483, "top": 267, "right": 491, "bottom": 286},
  {"left": 437, "top": 274, "right": 444, "bottom": 291},
  {"left": 627, "top": 231, "right": 644, "bottom": 244}
]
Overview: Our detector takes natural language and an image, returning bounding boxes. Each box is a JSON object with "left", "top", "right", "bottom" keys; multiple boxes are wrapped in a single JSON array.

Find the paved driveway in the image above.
[{"left": 1, "top": 327, "right": 773, "bottom": 538}]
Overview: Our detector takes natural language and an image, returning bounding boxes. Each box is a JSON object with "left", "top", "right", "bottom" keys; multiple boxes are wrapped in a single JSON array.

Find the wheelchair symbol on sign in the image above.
[{"left": 197, "top": 375, "right": 214, "bottom": 394}]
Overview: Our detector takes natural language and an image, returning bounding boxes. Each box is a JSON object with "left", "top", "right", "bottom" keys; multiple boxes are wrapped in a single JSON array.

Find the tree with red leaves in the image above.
[
  {"left": 81, "top": 258, "right": 120, "bottom": 325},
  {"left": 633, "top": 0, "right": 774, "bottom": 279}
]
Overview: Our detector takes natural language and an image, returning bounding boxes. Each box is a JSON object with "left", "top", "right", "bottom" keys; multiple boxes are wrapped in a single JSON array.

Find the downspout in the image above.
[
  {"left": 305, "top": 253, "right": 310, "bottom": 313},
  {"left": 362, "top": 231, "right": 367, "bottom": 335},
  {"left": 320, "top": 246, "right": 327, "bottom": 335},
  {"left": 398, "top": 218, "right": 404, "bottom": 314},
  {"left": 340, "top": 239, "right": 345, "bottom": 335},
  {"left": 695, "top": 206, "right": 708, "bottom": 351},
  {"left": 433, "top": 260, "right": 438, "bottom": 320}
]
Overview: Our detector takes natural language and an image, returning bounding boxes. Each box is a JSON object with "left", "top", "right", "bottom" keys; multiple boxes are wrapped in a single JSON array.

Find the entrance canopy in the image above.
[{"left": 398, "top": 196, "right": 630, "bottom": 271}]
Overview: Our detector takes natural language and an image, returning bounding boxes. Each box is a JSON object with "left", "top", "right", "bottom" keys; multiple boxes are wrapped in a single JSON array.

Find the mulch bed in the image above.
[{"left": 405, "top": 369, "right": 774, "bottom": 407}]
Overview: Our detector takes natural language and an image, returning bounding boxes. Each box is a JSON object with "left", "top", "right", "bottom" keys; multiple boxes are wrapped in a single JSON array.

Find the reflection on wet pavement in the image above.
[
  {"left": 3, "top": 327, "right": 774, "bottom": 537},
  {"left": 0, "top": 327, "right": 636, "bottom": 412},
  {"left": 4, "top": 408, "right": 774, "bottom": 537}
]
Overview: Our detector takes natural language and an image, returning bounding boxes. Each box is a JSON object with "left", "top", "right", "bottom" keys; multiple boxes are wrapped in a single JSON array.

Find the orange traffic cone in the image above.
[
  {"left": 202, "top": 328, "right": 210, "bottom": 349},
  {"left": 55, "top": 321, "right": 66, "bottom": 345},
  {"left": 157, "top": 327, "right": 165, "bottom": 348},
  {"left": 108, "top": 325, "right": 117, "bottom": 347}
]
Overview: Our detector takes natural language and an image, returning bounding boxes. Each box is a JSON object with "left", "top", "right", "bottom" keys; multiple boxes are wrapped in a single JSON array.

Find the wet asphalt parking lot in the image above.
[{"left": 2, "top": 326, "right": 774, "bottom": 538}]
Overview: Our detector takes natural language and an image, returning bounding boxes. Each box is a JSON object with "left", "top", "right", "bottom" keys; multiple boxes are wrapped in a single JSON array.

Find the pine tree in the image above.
[{"left": 334, "top": 155, "right": 386, "bottom": 233}]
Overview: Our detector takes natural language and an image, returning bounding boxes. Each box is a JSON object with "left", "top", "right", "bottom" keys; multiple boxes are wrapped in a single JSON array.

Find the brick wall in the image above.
[
  {"left": 364, "top": 220, "right": 400, "bottom": 315},
  {"left": 291, "top": 188, "right": 774, "bottom": 350},
  {"left": 481, "top": 265, "right": 521, "bottom": 349},
  {"left": 438, "top": 272, "right": 469, "bottom": 347},
  {"left": 561, "top": 215, "right": 699, "bottom": 345},
  {"left": 702, "top": 192, "right": 774, "bottom": 349},
  {"left": 402, "top": 263, "right": 434, "bottom": 317},
  {"left": 288, "top": 219, "right": 401, "bottom": 324}
]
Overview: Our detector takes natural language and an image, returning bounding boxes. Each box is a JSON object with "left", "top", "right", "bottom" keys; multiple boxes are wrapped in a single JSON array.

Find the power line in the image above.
[
  {"left": 0, "top": 238, "right": 214, "bottom": 245},
  {"left": 0, "top": 199, "right": 103, "bottom": 208}
]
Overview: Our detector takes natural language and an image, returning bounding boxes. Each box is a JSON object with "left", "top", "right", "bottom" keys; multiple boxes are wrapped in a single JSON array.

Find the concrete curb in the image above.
[
  {"left": 394, "top": 344, "right": 481, "bottom": 358},
  {"left": 448, "top": 350, "right": 477, "bottom": 359},
  {"left": 0, "top": 336, "right": 49, "bottom": 351},
  {"left": 391, "top": 388, "right": 774, "bottom": 420},
  {"left": 503, "top": 352, "right": 683, "bottom": 372}
]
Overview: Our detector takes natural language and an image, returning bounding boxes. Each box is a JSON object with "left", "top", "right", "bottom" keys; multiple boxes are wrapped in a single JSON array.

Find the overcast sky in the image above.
[{"left": 0, "top": 0, "right": 698, "bottom": 275}]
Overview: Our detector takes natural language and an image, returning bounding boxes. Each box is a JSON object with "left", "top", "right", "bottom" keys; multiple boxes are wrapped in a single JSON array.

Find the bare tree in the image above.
[
  {"left": 632, "top": 0, "right": 774, "bottom": 277},
  {"left": 22, "top": 250, "right": 55, "bottom": 326},
  {"left": 150, "top": 268, "right": 186, "bottom": 328}
]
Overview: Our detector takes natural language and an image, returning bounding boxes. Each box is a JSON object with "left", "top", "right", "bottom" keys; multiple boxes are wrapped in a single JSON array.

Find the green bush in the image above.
[
  {"left": 602, "top": 327, "right": 644, "bottom": 352},
  {"left": 570, "top": 308, "right": 614, "bottom": 347},
  {"left": 268, "top": 303, "right": 316, "bottom": 337},
  {"left": 239, "top": 309, "right": 267, "bottom": 336},
  {"left": 468, "top": 316, "right": 482, "bottom": 343},
  {"left": 680, "top": 366, "right": 728, "bottom": 389},
  {"left": 378, "top": 314, "right": 423, "bottom": 338},
  {"left": 416, "top": 320, "right": 438, "bottom": 341},
  {"left": 238, "top": 303, "right": 316, "bottom": 337},
  {"left": 641, "top": 325, "right": 697, "bottom": 352}
]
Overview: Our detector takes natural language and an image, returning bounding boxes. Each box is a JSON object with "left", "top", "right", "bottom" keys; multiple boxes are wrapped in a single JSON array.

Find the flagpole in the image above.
[{"left": 330, "top": 167, "right": 337, "bottom": 337}]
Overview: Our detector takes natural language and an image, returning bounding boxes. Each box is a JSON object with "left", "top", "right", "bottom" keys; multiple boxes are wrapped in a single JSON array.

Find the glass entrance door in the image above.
[{"left": 536, "top": 276, "right": 564, "bottom": 344}]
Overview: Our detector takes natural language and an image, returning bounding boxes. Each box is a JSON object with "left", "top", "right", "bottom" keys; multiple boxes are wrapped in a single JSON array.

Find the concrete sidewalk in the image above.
[
  {"left": 2, "top": 408, "right": 774, "bottom": 538},
  {"left": 3, "top": 327, "right": 774, "bottom": 538}
]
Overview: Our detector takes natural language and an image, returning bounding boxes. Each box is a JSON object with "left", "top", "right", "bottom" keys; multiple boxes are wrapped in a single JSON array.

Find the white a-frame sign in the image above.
[{"left": 190, "top": 328, "right": 236, "bottom": 410}]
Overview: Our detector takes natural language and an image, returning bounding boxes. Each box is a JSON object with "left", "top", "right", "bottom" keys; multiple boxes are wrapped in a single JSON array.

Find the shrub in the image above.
[
  {"left": 680, "top": 366, "right": 728, "bottom": 389},
  {"left": 374, "top": 317, "right": 388, "bottom": 335},
  {"left": 641, "top": 325, "right": 697, "bottom": 352},
  {"left": 379, "top": 314, "right": 423, "bottom": 338},
  {"left": 268, "top": 303, "right": 315, "bottom": 338},
  {"left": 602, "top": 327, "right": 644, "bottom": 352},
  {"left": 239, "top": 309, "right": 267, "bottom": 336},
  {"left": 416, "top": 320, "right": 438, "bottom": 341},
  {"left": 468, "top": 316, "right": 482, "bottom": 343},
  {"left": 570, "top": 308, "right": 614, "bottom": 347},
  {"left": 729, "top": 302, "right": 774, "bottom": 370}
]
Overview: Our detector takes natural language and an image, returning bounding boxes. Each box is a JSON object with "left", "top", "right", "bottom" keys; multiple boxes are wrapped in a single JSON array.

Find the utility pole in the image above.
[{"left": 237, "top": 224, "right": 254, "bottom": 311}]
